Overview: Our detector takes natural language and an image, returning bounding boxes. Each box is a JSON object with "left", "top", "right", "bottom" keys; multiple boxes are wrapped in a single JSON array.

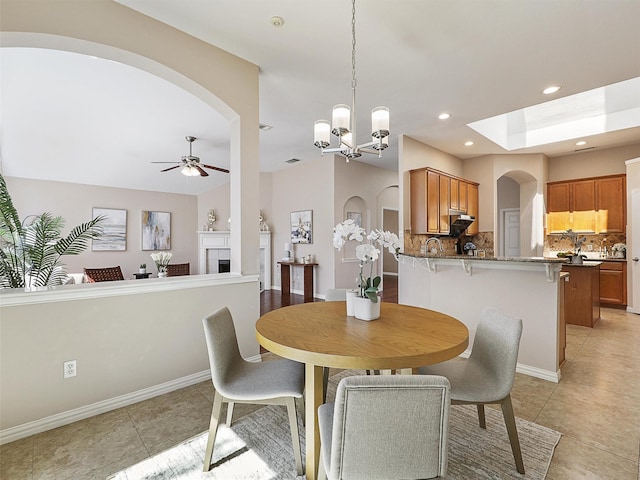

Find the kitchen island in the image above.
[{"left": 398, "top": 252, "right": 567, "bottom": 382}]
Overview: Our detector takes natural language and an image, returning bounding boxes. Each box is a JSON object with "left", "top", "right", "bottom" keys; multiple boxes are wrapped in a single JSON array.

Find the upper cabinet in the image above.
[
  {"left": 546, "top": 174, "right": 626, "bottom": 234},
  {"left": 410, "top": 167, "right": 479, "bottom": 235},
  {"left": 596, "top": 175, "right": 626, "bottom": 233}
]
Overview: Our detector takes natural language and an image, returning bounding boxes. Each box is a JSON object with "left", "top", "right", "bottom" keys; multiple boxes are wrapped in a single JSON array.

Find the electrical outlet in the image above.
[
  {"left": 63, "top": 360, "right": 77, "bottom": 379},
  {"left": 587, "top": 244, "right": 593, "bottom": 251}
]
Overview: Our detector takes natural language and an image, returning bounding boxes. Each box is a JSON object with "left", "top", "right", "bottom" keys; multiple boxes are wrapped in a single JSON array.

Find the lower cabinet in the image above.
[
  {"left": 600, "top": 260, "right": 627, "bottom": 306},
  {"left": 562, "top": 264, "right": 601, "bottom": 328}
]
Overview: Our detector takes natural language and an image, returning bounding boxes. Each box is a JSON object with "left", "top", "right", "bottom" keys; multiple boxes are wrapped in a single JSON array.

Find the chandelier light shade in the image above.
[
  {"left": 313, "top": 0, "right": 389, "bottom": 161},
  {"left": 313, "top": 120, "right": 331, "bottom": 148}
]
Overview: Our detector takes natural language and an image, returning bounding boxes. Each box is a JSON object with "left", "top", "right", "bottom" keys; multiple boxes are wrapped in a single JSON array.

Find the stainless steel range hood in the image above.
[{"left": 448, "top": 209, "right": 475, "bottom": 238}]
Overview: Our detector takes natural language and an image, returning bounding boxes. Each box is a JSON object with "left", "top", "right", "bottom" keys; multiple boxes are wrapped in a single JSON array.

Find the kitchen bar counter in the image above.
[
  {"left": 399, "top": 253, "right": 565, "bottom": 382},
  {"left": 403, "top": 250, "right": 566, "bottom": 264}
]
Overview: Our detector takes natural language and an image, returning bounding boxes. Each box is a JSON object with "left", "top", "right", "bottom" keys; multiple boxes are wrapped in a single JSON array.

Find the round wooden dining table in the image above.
[{"left": 255, "top": 301, "right": 469, "bottom": 480}]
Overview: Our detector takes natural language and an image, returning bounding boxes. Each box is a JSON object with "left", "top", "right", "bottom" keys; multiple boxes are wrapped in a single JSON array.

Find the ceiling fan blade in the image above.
[
  {"left": 195, "top": 165, "right": 209, "bottom": 177},
  {"left": 160, "top": 165, "right": 181, "bottom": 172},
  {"left": 151, "top": 161, "right": 181, "bottom": 164},
  {"left": 202, "top": 164, "right": 230, "bottom": 173}
]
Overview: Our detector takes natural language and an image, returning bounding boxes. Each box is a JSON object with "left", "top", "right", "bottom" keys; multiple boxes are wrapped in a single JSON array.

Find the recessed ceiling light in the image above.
[
  {"left": 464, "top": 141, "right": 474, "bottom": 147},
  {"left": 576, "top": 140, "right": 587, "bottom": 146},
  {"left": 438, "top": 113, "right": 451, "bottom": 120},
  {"left": 542, "top": 85, "right": 562, "bottom": 95},
  {"left": 271, "top": 16, "right": 284, "bottom": 27}
]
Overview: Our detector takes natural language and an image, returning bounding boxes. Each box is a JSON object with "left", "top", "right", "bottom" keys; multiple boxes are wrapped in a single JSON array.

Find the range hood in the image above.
[{"left": 448, "top": 209, "right": 475, "bottom": 238}]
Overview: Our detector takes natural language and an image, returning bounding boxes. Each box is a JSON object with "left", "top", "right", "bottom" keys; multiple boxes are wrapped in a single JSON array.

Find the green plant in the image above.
[
  {"left": 139, "top": 263, "right": 147, "bottom": 269},
  {"left": 0, "top": 174, "right": 105, "bottom": 288}
]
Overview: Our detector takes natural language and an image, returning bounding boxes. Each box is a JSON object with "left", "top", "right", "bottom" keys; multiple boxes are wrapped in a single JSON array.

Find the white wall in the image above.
[
  {"left": 0, "top": 276, "right": 259, "bottom": 441},
  {"left": 550, "top": 144, "right": 640, "bottom": 181},
  {"left": 399, "top": 135, "right": 463, "bottom": 234},
  {"left": 270, "top": 156, "right": 335, "bottom": 296},
  {"left": 333, "top": 158, "right": 399, "bottom": 290},
  {"left": 5, "top": 176, "right": 199, "bottom": 276}
]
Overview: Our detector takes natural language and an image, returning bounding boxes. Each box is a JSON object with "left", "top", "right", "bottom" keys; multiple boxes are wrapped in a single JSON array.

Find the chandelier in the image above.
[{"left": 313, "top": 0, "right": 389, "bottom": 160}]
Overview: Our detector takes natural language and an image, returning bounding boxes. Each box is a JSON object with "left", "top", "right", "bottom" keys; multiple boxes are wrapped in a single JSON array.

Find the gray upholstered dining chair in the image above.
[
  {"left": 419, "top": 307, "right": 525, "bottom": 474},
  {"left": 201, "top": 307, "right": 304, "bottom": 475},
  {"left": 318, "top": 374, "right": 451, "bottom": 480}
]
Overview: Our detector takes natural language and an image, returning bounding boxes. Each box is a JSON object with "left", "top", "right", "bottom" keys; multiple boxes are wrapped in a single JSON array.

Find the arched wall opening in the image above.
[
  {"left": 1, "top": 0, "right": 260, "bottom": 276},
  {"left": 496, "top": 170, "right": 542, "bottom": 257}
]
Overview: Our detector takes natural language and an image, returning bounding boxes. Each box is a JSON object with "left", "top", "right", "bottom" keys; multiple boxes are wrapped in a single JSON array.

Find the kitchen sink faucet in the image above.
[{"left": 425, "top": 237, "right": 444, "bottom": 254}]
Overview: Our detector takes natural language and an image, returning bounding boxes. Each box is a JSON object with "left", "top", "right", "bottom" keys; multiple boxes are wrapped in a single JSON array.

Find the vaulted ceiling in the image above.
[{"left": 1, "top": 0, "right": 639, "bottom": 195}]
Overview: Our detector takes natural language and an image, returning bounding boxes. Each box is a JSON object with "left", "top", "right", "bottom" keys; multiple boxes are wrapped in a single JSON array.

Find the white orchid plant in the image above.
[
  {"left": 333, "top": 219, "right": 401, "bottom": 303},
  {"left": 150, "top": 251, "right": 172, "bottom": 273}
]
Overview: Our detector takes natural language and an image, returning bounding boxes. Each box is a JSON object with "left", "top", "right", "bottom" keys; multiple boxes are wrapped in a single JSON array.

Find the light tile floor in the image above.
[{"left": 1, "top": 307, "right": 639, "bottom": 479}]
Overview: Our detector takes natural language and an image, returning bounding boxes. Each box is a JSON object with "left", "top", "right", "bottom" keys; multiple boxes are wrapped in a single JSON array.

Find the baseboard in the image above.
[
  {"left": 0, "top": 370, "right": 212, "bottom": 445},
  {"left": 516, "top": 363, "right": 560, "bottom": 383},
  {"left": 458, "top": 349, "right": 559, "bottom": 383}
]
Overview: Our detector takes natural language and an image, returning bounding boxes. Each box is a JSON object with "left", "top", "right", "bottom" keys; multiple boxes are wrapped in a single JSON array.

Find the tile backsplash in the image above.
[
  {"left": 404, "top": 231, "right": 494, "bottom": 256},
  {"left": 544, "top": 233, "right": 626, "bottom": 256}
]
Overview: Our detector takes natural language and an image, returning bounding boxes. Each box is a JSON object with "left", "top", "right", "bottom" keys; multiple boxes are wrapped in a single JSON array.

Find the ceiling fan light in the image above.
[{"left": 181, "top": 165, "right": 199, "bottom": 176}]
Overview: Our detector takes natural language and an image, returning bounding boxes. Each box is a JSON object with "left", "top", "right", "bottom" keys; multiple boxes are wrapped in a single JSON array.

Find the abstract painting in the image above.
[
  {"left": 290, "top": 210, "right": 312, "bottom": 244},
  {"left": 142, "top": 211, "right": 171, "bottom": 250},
  {"left": 92, "top": 208, "right": 127, "bottom": 251}
]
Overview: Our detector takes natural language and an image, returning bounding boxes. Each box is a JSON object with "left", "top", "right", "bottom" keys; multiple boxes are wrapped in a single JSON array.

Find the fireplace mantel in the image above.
[{"left": 198, "top": 231, "right": 271, "bottom": 290}]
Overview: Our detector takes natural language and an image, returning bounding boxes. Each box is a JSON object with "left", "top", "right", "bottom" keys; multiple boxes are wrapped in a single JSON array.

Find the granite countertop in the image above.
[
  {"left": 561, "top": 261, "right": 602, "bottom": 268},
  {"left": 401, "top": 251, "right": 566, "bottom": 264}
]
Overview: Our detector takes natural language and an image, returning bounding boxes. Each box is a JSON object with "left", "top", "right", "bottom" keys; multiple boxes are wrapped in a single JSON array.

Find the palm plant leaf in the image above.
[
  {"left": 0, "top": 174, "right": 106, "bottom": 288},
  {"left": 55, "top": 216, "right": 105, "bottom": 256}
]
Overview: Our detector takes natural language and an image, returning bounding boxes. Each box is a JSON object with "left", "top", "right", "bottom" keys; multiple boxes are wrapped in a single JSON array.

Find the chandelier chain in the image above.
[{"left": 351, "top": 0, "right": 357, "bottom": 89}]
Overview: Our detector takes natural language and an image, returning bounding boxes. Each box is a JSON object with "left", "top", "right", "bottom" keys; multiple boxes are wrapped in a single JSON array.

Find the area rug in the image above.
[{"left": 109, "top": 370, "right": 561, "bottom": 479}]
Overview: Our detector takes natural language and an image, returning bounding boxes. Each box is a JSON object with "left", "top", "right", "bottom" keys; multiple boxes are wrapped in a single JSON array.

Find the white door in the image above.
[
  {"left": 503, "top": 209, "right": 521, "bottom": 257},
  {"left": 630, "top": 188, "right": 640, "bottom": 314}
]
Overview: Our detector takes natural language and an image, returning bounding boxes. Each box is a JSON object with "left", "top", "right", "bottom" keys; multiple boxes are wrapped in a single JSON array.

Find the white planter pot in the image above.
[
  {"left": 138, "top": 269, "right": 146, "bottom": 274},
  {"left": 346, "top": 289, "right": 358, "bottom": 316},
  {"left": 353, "top": 296, "right": 381, "bottom": 321},
  {"left": 158, "top": 271, "right": 167, "bottom": 278}
]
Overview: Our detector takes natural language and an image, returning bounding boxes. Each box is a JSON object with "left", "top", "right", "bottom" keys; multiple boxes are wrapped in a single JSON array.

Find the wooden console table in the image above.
[{"left": 278, "top": 261, "right": 318, "bottom": 302}]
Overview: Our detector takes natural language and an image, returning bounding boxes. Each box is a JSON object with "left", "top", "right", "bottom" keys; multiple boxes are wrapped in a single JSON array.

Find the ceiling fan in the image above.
[{"left": 152, "top": 136, "right": 230, "bottom": 177}]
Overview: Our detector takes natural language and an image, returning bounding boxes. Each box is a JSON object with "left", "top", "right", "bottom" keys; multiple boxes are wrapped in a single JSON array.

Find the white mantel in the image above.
[{"left": 198, "top": 231, "right": 271, "bottom": 290}]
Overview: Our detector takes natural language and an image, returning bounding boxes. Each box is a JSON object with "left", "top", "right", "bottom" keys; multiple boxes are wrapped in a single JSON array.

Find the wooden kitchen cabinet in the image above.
[
  {"left": 439, "top": 175, "right": 450, "bottom": 233},
  {"left": 410, "top": 167, "right": 479, "bottom": 235},
  {"left": 547, "top": 182, "right": 571, "bottom": 213},
  {"left": 572, "top": 179, "right": 596, "bottom": 211},
  {"left": 546, "top": 174, "right": 626, "bottom": 234},
  {"left": 596, "top": 175, "right": 626, "bottom": 233},
  {"left": 600, "top": 260, "right": 627, "bottom": 306},
  {"left": 562, "top": 264, "right": 600, "bottom": 328},
  {"left": 466, "top": 183, "right": 479, "bottom": 235},
  {"left": 427, "top": 170, "right": 440, "bottom": 233}
]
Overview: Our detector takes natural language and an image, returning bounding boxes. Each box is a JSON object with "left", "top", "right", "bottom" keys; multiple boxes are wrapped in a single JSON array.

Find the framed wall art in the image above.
[
  {"left": 290, "top": 210, "right": 312, "bottom": 244},
  {"left": 347, "top": 211, "right": 362, "bottom": 227},
  {"left": 142, "top": 211, "right": 171, "bottom": 250},
  {"left": 92, "top": 208, "right": 127, "bottom": 251}
]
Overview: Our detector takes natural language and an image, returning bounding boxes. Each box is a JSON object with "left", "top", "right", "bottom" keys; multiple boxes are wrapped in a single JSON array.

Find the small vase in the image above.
[
  {"left": 346, "top": 289, "right": 358, "bottom": 316},
  {"left": 158, "top": 271, "right": 167, "bottom": 278},
  {"left": 353, "top": 295, "right": 381, "bottom": 321}
]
